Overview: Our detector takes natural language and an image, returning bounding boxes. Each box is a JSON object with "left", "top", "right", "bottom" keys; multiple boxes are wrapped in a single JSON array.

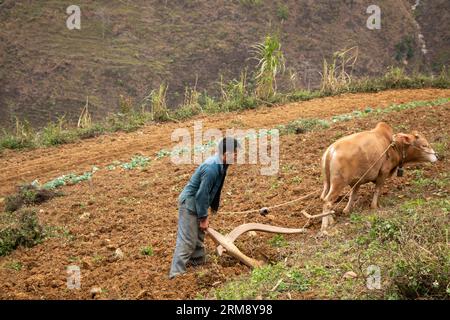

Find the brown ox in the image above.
[{"left": 320, "top": 122, "right": 438, "bottom": 230}]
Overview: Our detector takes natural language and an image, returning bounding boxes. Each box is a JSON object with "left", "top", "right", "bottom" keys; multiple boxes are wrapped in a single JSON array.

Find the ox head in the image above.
[{"left": 395, "top": 131, "right": 438, "bottom": 163}]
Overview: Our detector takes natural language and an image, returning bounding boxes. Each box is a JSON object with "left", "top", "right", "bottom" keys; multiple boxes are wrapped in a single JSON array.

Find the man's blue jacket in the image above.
[{"left": 179, "top": 154, "right": 228, "bottom": 219}]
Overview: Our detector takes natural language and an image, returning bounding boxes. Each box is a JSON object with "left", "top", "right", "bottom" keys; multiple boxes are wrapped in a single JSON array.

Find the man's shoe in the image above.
[{"left": 186, "top": 256, "right": 206, "bottom": 267}]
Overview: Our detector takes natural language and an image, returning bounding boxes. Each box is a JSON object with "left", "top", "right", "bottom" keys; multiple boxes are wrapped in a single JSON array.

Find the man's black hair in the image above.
[{"left": 218, "top": 137, "right": 241, "bottom": 156}]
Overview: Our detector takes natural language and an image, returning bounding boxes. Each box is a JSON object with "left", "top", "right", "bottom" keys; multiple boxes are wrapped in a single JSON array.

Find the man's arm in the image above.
[
  {"left": 210, "top": 189, "right": 221, "bottom": 213},
  {"left": 210, "top": 171, "right": 226, "bottom": 213},
  {"left": 194, "top": 166, "right": 216, "bottom": 219}
]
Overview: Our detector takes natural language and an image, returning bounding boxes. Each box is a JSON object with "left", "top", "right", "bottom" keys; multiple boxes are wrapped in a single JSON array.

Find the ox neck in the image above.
[{"left": 391, "top": 139, "right": 409, "bottom": 174}]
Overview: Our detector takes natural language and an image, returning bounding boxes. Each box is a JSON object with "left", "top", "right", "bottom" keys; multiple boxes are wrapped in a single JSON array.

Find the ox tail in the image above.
[{"left": 320, "top": 146, "right": 332, "bottom": 200}]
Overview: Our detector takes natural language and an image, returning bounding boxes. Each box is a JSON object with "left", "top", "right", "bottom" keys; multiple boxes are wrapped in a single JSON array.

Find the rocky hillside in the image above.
[{"left": 0, "top": 0, "right": 448, "bottom": 128}]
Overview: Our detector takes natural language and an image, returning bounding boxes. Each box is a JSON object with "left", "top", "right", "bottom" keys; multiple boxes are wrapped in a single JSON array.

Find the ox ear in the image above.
[{"left": 397, "top": 133, "right": 413, "bottom": 145}]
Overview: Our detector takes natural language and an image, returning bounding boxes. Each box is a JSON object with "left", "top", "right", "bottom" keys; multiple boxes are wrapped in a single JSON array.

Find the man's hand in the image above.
[{"left": 199, "top": 216, "right": 209, "bottom": 231}]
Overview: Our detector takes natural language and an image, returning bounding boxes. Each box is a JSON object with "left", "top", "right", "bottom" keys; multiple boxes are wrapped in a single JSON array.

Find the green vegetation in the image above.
[
  {"left": 120, "top": 156, "right": 150, "bottom": 170},
  {"left": 212, "top": 263, "right": 310, "bottom": 299},
  {"left": 409, "top": 170, "right": 449, "bottom": 194},
  {"left": 4, "top": 261, "right": 23, "bottom": 271},
  {"left": 368, "top": 216, "right": 401, "bottom": 243},
  {"left": 92, "top": 254, "right": 104, "bottom": 264},
  {"left": 218, "top": 70, "right": 256, "bottom": 112},
  {"left": 240, "top": 0, "right": 263, "bottom": 7},
  {"left": 41, "top": 116, "right": 76, "bottom": 146},
  {"left": 388, "top": 198, "right": 450, "bottom": 299},
  {"left": 0, "top": 209, "right": 45, "bottom": 256},
  {"left": 5, "top": 184, "right": 60, "bottom": 212},
  {"left": 42, "top": 168, "right": 99, "bottom": 190},
  {"left": 210, "top": 171, "right": 450, "bottom": 299},
  {"left": 252, "top": 34, "right": 286, "bottom": 100},
  {"left": 268, "top": 234, "right": 288, "bottom": 248},
  {"left": 394, "top": 36, "right": 415, "bottom": 62},
  {"left": 330, "top": 98, "right": 450, "bottom": 123},
  {"left": 432, "top": 139, "right": 448, "bottom": 157},
  {"left": 348, "top": 66, "right": 450, "bottom": 93},
  {"left": 141, "top": 245, "right": 154, "bottom": 256},
  {"left": 44, "top": 225, "right": 75, "bottom": 242},
  {"left": 0, "top": 117, "right": 35, "bottom": 150},
  {"left": 277, "top": 118, "right": 330, "bottom": 134},
  {"left": 276, "top": 4, "right": 289, "bottom": 21}
]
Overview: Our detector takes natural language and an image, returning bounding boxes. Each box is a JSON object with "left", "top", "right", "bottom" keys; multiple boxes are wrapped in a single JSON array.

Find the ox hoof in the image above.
[
  {"left": 320, "top": 215, "right": 334, "bottom": 231},
  {"left": 316, "top": 230, "right": 329, "bottom": 238}
]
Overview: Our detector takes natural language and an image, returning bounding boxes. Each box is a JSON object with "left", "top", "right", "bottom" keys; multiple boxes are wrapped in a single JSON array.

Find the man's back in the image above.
[{"left": 179, "top": 154, "right": 227, "bottom": 219}]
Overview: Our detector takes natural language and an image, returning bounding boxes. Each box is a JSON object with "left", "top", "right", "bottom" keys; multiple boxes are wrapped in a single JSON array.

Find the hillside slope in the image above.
[{"left": 0, "top": 0, "right": 448, "bottom": 128}]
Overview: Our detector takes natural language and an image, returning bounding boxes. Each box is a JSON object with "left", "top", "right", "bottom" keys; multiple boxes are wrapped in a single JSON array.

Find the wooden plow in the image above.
[
  {"left": 206, "top": 223, "right": 306, "bottom": 268},
  {"left": 206, "top": 210, "right": 336, "bottom": 268}
]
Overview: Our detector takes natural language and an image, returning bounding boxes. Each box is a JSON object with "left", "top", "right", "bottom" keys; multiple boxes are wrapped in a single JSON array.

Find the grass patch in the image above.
[
  {"left": 4, "top": 261, "right": 23, "bottom": 271},
  {"left": 0, "top": 134, "right": 35, "bottom": 150},
  {"left": 41, "top": 118, "right": 77, "bottom": 146},
  {"left": 410, "top": 170, "right": 450, "bottom": 193},
  {"left": 278, "top": 118, "right": 330, "bottom": 134},
  {"left": 276, "top": 4, "right": 289, "bottom": 21},
  {"left": 433, "top": 142, "right": 447, "bottom": 157},
  {"left": 210, "top": 195, "right": 450, "bottom": 300},
  {"left": 0, "top": 209, "right": 45, "bottom": 256},
  {"left": 268, "top": 234, "right": 288, "bottom": 248},
  {"left": 5, "top": 184, "right": 61, "bottom": 212},
  {"left": 368, "top": 216, "right": 401, "bottom": 243},
  {"left": 240, "top": 0, "right": 263, "bottom": 7},
  {"left": 285, "top": 90, "right": 321, "bottom": 102},
  {"left": 141, "top": 245, "right": 154, "bottom": 256},
  {"left": 388, "top": 199, "right": 450, "bottom": 299},
  {"left": 212, "top": 263, "right": 310, "bottom": 299}
]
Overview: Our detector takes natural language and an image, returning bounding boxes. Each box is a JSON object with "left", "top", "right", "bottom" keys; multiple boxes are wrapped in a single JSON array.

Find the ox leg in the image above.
[
  {"left": 321, "top": 214, "right": 334, "bottom": 231},
  {"left": 320, "top": 153, "right": 330, "bottom": 201},
  {"left": 321, "top": 182, "right": 344, "bottom": 230},
  {"left": 343, "top": 184, "right": 360, "bottom": 214},
  {"left": 371, "top": 176, "right": 386, "bottom": 209},
  {"left": 320, "top": 181, "right": 330, "bottom": 201}
]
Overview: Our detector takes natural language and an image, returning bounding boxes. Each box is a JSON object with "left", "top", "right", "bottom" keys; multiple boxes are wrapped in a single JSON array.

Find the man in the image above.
[{"left": 169, "top": 137, "right": 240, "bottom": 279}]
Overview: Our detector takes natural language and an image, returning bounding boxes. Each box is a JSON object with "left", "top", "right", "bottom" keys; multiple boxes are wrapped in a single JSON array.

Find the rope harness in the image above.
[{"left": 220, "top": 190, "right": 319, "bottom": 215}]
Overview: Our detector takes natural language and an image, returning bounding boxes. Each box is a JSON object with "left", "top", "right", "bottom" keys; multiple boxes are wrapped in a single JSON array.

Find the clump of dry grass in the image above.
[
  {"left": 320, "top": 47, "right": 358, "bottom": 94},
  {"left": 77, "top": 96, "right": 92, "bottom": 129},
  {"left": 150, "top": 83, "right": 170, "bottom": 121}
]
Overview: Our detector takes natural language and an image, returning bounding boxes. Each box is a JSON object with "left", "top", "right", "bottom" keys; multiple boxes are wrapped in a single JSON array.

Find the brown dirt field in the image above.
[{"left": 0, "top": 89, "right": 449, "bottom": 299}]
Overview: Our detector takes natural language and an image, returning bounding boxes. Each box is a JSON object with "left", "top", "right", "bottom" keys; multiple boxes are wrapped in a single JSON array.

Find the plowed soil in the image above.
[{"left": 0, "top": 89, "right": 449, "bottom": 299}]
